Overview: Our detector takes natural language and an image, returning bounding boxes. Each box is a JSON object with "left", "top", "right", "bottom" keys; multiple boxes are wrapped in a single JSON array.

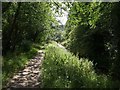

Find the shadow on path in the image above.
[{"left": 2, "top": 50, "right": 45, "bottom": 90}]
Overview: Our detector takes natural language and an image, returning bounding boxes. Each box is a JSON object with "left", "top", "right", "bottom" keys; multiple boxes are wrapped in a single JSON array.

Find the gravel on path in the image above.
[{"left": 3, "top": 50, "right": 45, "bottom": 90}]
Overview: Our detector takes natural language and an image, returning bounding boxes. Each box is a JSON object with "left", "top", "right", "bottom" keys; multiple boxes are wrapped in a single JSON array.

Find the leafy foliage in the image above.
[
  {"left": 65, "top": 2, "right": 120, "bottom": 77},
  {"left": 2, "top": 2, "right": 56, "bottom": 55},
  {"left": 2, "top": 2, "right": 120, "bottom": 88},
  {"left": 41, "top": 42, "right": 114, "bottom": 88},
  {"left": 2, "top": 2, "right": 58, "bottom": 86}
]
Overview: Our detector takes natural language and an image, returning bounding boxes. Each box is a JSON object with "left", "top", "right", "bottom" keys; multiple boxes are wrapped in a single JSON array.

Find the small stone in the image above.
[
  {"left": 30, "top": 74, "right": 35, "bottom": 77},
  {"left": 23, "top": 68, "right": 30, "bottom": 72},
  {"left": 27, "top": 66, "right": 32, "bottom": 69},
  {"left": 36, "top": 62, "right": 40, "bottom": 64},
  {"left": 20, "top": 78, "right": 27, "bottom": 81},
  {"left": 33, "top": 71, "right": 39, "bottom": 74},
  {"left": 40, "top": 54, "right": 44, "bottom": 57},
  {"left": 19, "top": 82, "right": 27, "bottom": 86},
  {"left": 13, "top": 75, "right": 20, "bottom": 79},
  {"left": 30, "top": 77, "right": 35, "bottom": 80},
  {"left": 40, "top": 57, "right": 44, "bottom": 60},
  {"left": 28, "top": 62, "right": 34, "bottom": 66},
  {"left": 24, "top": 81, "right": 28, "bottom": 83},
  {"left": 38, "top": 50, "right": 43, "bottom": 53},
  {"left": 34, "top": 82, "right": 40, "bottom": 86},
  {"left": 10, "top": 80, "right": 15, "bottom": 83},
  {"left": 28, "top": 80, "right": 33, "bottom": 83},
  {"left": 22, "top": 72, "right": 29, "bottom": 75},
  {"left": 34, "top": 65, "right": 38, "bottom": 68}
]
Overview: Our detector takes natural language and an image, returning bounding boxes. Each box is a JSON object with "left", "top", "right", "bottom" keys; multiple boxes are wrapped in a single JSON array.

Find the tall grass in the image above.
[{"left": 41, "top": 43, "right": 113, "bottom": 88}]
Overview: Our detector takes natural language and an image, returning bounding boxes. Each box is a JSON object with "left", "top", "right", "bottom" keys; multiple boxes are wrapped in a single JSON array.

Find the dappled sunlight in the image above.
[
  {"left": 4, "top": 50, "right": 44, "bottom": 89},
  {"left": 2, "top": 2, "right": 120, "bottom": 89},
  {"left": 41, "top": 43, "right": 111, "bottom": 88}
]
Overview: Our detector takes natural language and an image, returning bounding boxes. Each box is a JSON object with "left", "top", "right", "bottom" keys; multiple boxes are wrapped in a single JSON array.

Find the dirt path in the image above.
[
  {"left": 57, "top": 43, "right": 67, "bottom": 51},
  {"left": 4, "top": 50, "right": 44, "bottom": 89}
]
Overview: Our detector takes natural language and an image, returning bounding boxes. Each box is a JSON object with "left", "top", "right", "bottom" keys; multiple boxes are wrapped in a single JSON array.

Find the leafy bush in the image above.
[
  {"left": 41, "top": 43, "right": 111, "bottom": 88},
  {"left": 25, "top": 48, "right": 38, "bottom": 59}
]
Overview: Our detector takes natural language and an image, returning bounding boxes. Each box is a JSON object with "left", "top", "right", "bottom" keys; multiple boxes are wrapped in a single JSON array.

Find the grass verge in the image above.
[
  {"left": 41, "top": 42, "right": 115, "bottom": 88},
  {"left": 2, "top": 43, "right": 42, "bottom": 87}
]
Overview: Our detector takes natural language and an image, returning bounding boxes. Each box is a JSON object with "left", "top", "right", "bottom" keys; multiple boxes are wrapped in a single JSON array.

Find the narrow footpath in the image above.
[{"left": 4, "top": 50, "right": 45, "bottom": 89}]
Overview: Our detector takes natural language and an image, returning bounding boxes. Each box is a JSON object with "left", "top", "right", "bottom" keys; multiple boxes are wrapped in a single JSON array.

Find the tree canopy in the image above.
[{"left": 2, "top": 2, "right": 120, "bottom": 88}]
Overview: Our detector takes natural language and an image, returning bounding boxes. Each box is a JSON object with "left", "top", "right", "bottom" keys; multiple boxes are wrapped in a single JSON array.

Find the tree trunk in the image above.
[{"left": 6, "top": 2, "right": 21, "bottom": 51}]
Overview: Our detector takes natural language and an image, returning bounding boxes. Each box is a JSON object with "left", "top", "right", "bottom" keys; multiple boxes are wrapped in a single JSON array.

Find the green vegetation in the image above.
[
  {"left": 2, "top": 2, "right": 120, "bottom": 88},
  {"left": 65, "top": 3, "right": 113, "bottom": 73},
  {"left": 2, "top": 2, "right": 57, "bottom": 86},
  {"left": 2, "top": 44, "right": 41, "bottom": 86},
  {"left": 65, "top": 2, "right": 120, "bottom": 80},
  {"left": 2, "top": 2, "right": 57, "bottom": 55},
  {"left": 42, "top": 42, "right": 118, "bottom": 88}
]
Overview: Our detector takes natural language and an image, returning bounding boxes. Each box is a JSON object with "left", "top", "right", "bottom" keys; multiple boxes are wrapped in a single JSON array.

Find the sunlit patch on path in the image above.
[{"left": 5, "top": 50, "right": 44, "bottom": 89}]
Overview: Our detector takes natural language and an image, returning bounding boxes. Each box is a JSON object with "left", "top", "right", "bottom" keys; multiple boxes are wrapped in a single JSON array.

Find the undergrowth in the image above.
[{"left": 42, "top": 42, "right": 115, "bottom": 88}]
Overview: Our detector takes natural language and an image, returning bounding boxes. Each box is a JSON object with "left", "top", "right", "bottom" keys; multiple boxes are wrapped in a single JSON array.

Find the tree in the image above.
[
  {"left": 2, "top": 2, "right": 57, "bottom": 55},
  {"left": 65, "top": 2, "right": 114, "bottom": 74}
]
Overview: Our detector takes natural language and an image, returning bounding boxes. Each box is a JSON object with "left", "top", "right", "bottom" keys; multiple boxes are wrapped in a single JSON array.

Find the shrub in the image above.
[
  {"left": 25, "top": 48, "right": 38, "bottom": 59},
  {"left": 41, "top": 43, "right": 111, "bottom": 88}
]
